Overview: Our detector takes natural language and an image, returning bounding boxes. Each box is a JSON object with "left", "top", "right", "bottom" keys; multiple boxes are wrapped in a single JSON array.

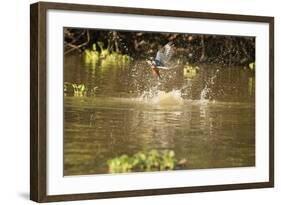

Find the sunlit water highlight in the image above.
[{"left": 138, "top": 88, "right": 184, "bottom": 106}]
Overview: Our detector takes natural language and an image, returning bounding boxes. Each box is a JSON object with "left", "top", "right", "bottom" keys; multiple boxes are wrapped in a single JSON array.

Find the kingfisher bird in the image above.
[{"left": 147, "top": 42, "right": 175, "bottom": 79}]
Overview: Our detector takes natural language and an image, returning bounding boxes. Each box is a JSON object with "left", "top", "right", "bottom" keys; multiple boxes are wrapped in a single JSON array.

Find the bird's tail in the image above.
[
  {"left": 157, "top": 73, "right": 162, "bottom": 80},
  {"left": 153, "top": 67, "right": 162, "bottom": 80},
  {"left": 156, "top": 70, "right": 162, "bottom": 80}
]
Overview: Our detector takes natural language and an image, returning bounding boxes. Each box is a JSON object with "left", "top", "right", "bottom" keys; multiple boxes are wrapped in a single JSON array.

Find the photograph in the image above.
[{"left": 63, "top": 28, "right": 256, "bottom": 176}]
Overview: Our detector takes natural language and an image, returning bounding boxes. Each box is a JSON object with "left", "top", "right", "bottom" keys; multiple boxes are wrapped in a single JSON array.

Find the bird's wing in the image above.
[{"left": 155, "top": 42, "right": 175, "bottom": 66}]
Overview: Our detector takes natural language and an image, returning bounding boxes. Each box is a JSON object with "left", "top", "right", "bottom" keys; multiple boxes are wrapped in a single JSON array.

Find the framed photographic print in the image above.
[{"left": 30, "top": 1, "right": 274, "bottom": 202}]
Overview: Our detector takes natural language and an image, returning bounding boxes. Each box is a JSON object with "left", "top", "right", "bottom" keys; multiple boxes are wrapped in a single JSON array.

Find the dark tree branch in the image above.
[{"left": 64, "top": 30, "right": 90, "bottom": 55}]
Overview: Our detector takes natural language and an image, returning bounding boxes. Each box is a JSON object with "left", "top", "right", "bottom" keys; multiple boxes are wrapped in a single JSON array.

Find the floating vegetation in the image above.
[
  {"left": 249, "top": 62, "right": 255, "bottom": 71},
  {"left": 100, "top": 52, "right": 132, "bottom": 68},
  {"left": 183, "top": 64, "right": 200, "bottom": 78},
  {"left": 107, "top": 150, "right": 187, "bottom": 173},
  {"left": 83, "top": 41, "right": 133, "bottom": 69},
  {"left": 64, "top": 82, "right": 87, "bottom": 96},
  {"left": 64, "top": 82, "right": 99, "bottom": 97},
  {"left": 83, "top": 49, "right": 99, "bottom": 65}
]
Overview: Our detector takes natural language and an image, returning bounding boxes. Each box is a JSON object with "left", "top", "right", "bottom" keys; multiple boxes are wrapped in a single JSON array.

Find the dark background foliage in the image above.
[{"left": 64, "top": 28, "right": 255, "bottom": 65}]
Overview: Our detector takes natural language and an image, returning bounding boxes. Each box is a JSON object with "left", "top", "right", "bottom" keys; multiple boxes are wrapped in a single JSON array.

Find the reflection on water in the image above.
[{"left": 64, "top": 55, "right": 255, "bottom": 176}]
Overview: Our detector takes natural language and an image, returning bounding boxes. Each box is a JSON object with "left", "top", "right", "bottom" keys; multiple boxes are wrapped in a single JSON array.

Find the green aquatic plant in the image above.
[
  {"left": 249, "top": 62, "right": 255, "bottom": 71},
  {"left": 64, "top": 82, "right": 99, "bottom": 97},
  {"left": 64, "top": 82, "right": 75, "bottom": 95},
  {"left": 97, "top": 41, "right": 109, "bottom": 59},
  {"left": 83, "top": 42, "right": 133, "bottom": 69},
  {"left": 83, "top": 48, "right": 99, "bottom": 66},
  {"left": 107, "top": 150, "right": 187, "bottom": 174},
  {"left": 183, "top": 64, "right": 200, "bottom": 78},
  {"left": 64, "top": 82, "right": 87, "bottom": 97},
  {"left": 100, "top": 52, "right": 133, "bottom": 69}
]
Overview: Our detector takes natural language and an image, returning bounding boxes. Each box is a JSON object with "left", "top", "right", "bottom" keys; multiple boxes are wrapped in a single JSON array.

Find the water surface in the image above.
[{"left": 64, "top": 55, "right": 255, "bottom": 176}]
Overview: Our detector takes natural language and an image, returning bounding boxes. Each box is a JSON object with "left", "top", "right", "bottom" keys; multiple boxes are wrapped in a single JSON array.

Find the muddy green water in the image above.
[{"left": 64, "top": 55, "right": 255, "bottom": 176}]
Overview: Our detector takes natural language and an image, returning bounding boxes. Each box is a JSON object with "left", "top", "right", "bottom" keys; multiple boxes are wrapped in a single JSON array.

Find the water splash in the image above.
[
  {"left": 200, "top": 85, "right": 210, "bottom": 101},
  {"left": 200, "top": 69, "right": 220, "bottom": 101},
  {"left": 138, "top": 88, "right": 183, "bottom": 106}
]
